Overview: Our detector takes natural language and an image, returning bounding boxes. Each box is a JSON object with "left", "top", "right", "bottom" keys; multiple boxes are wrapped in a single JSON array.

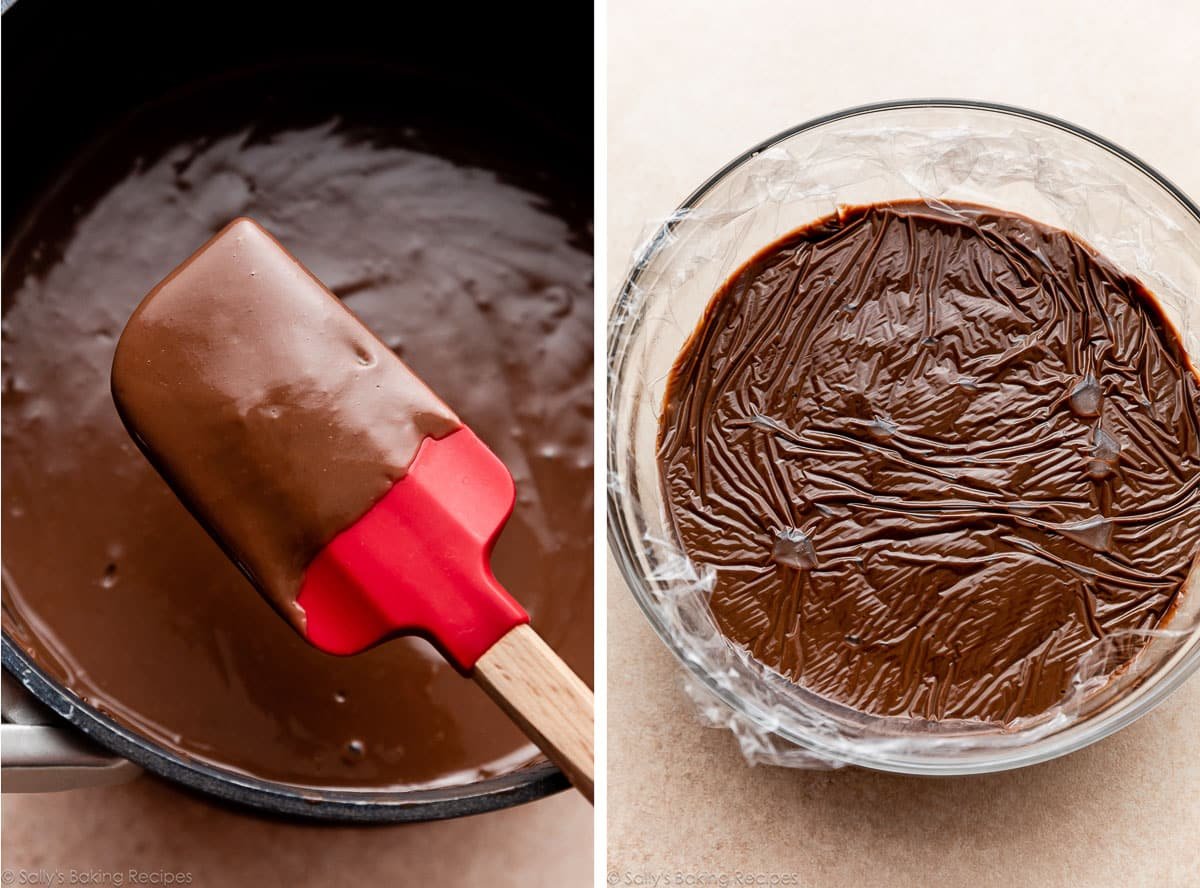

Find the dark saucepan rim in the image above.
[{"left": 2, "top": 636, "right": 567, "bottom": 821}]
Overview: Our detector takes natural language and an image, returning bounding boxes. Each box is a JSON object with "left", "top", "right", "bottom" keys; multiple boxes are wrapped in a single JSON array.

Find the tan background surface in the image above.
[
  {"left": 607, "top": 1, "right": 1200, "bottom": 886},
  {"left": 3, "top": 780, "right": 588, "bottom": 887}
]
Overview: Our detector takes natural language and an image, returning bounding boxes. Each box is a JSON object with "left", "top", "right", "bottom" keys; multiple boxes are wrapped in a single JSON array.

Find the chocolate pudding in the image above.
[
  {"left": 658, "top": 201, "right": 1200, "bottom": 725},
  {"left": 2, "top": 81, "right": 593, "bottom": 789},
  {"left": 111, "top": 218, "right": 463, "bottom": 632}
]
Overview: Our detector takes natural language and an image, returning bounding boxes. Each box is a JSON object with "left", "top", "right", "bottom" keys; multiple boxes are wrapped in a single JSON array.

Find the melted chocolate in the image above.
[
  {"left": 112, "top": 218, "right": 461, "bottom": 630},
  {"left": 659, "top": 201, "right": 1200, "bottom": 725},
  {"left": 3, "top": 117, "right": 592, "bottom": 789}
]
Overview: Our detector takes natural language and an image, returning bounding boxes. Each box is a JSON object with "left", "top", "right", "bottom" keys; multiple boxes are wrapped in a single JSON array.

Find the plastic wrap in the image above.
[{"left": 607, "top": 102, "right": 1200, "bottom": 773}]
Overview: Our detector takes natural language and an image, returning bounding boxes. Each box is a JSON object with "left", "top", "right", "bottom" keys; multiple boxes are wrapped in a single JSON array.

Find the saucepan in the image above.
[{"left": 1, "top": 0, "right": 592, "bottom": 822}]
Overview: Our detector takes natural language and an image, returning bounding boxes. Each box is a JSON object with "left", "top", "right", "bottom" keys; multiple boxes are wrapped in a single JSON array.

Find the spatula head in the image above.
[{"left": 111, "top": 217, "right": 527, "bottom": 670}]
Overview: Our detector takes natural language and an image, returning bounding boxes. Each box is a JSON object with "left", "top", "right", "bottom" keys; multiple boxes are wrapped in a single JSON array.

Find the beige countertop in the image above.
[
  {"left": 2, "top": 771, "right": 591, "bottom": 886},
  {"left": 606, "top": 1, "right": 1200, "bottom": 886}
]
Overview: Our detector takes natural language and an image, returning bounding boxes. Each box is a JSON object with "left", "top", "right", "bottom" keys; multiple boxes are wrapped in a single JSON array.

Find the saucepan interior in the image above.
[{"left": 2, "top": 0, "right": 591, "bottom": 821}]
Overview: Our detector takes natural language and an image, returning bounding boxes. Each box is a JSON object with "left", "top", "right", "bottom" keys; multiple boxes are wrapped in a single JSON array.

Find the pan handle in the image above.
[{"left": 2, "top": 671, "right": 141, "bottom": 793}]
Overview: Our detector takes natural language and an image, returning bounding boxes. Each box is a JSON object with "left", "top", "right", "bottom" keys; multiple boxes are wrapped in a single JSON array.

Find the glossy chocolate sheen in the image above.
[
  {"left": 659, "top": 201, "right": 1200, "bottom": 725},
  {"left": 112, "top": 218, "right": 461, "bottom": 630},
  {"left": 2, "top": 118, "right": 593, "bottom": 790}
]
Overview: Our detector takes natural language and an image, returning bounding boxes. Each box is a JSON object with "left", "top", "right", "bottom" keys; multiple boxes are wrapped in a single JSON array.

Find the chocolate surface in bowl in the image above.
[
  {"left": 658, "top": 199, "right": 1200, "bottom": 725},
  {"left": 1, "top": 64, "right": 593, "bottom": 802}
]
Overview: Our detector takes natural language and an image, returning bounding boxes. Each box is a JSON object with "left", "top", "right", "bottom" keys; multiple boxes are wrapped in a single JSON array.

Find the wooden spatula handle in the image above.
[{"left": 473, "top": 624, "right": 595, "bottom": 803}]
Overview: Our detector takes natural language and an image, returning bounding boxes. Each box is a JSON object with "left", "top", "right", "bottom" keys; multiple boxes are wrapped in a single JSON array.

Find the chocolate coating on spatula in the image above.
[
  {"left": 112, "top": 218, "right": 461, "bottom": 629},
  {"left": 659, "top": 200, "right": 1200, "bottom": 725}
]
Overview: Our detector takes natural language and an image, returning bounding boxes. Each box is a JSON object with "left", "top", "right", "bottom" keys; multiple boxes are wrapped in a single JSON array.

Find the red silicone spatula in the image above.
[
  {"left": 111, "top": 218, "right": 593, "bottom": 801},
  {"left": 298, "top": 427, "right": 595, "bottom": 799}
]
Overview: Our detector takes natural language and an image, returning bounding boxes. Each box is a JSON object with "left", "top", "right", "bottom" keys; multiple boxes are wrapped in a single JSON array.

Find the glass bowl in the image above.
[{"left": 607, "top": 100, "right": 1200, "bottom": 775}]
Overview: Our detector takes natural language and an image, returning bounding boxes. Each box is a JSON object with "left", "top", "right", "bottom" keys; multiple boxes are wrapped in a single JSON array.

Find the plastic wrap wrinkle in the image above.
[{"left": 612, "top": 114, "right": 1200, "bottom": 770}]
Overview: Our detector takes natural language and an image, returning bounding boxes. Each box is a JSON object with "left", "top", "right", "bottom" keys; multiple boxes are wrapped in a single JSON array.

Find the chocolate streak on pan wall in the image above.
[
  {"left": 2, "top": 0, "right": 592, "bottom": 241},
  {"left": 658, "top": 201, "right": 1200, "bottom": 726}
]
